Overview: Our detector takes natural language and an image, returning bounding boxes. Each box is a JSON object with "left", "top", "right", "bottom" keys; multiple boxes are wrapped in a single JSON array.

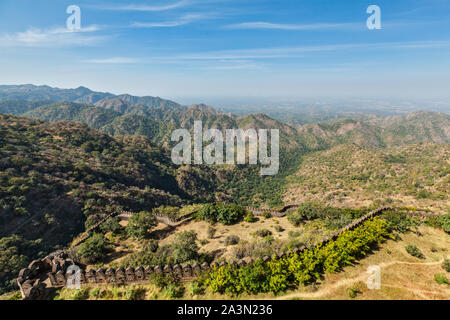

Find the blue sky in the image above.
[{"left": 1, "top": 0, "right": 450, "bottom": 102}]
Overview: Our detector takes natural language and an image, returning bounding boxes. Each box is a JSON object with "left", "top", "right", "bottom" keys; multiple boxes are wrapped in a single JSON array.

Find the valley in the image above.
[{"left": 0, "top": 85, "right": 448, "bottom": 300}]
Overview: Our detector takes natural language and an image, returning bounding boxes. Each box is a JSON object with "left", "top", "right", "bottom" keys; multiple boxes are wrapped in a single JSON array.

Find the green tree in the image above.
[
  {"left": 405, "top": 245, "right": 425, "bottom": 259},
  {"left": 288, "top": 203, "right": 321, "bottom": 226},
  {"left": 171, "top": 231, "right": 199, "bottom": 263},
  {"left": 100, "top": 217, "right": 122, "bottom": 234},
  {"left": 439, "top": 214, "right": 450, "bottom": 233},
  {"left": 77, "top": 234, "right": 111, "bottom": 263},
  {"left": 126, "top": 211, "right": 156, "bottom": 239},
  {"left": 196, "top": 204, "right": 245, "bottom": 225}
]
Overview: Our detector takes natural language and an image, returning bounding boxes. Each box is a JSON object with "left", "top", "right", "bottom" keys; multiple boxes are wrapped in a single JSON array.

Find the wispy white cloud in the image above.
[
  {"left": 92, "top": 1, "right": 190, "bottom": 12},
  {"left": 82, "top": 57, "right": 138, "bottom": 64},
  {"left": 208, "top": 63, "right": 264, "bottom": 70},
  {"left": 0, "top": 25, "right": 106, "bottom": 47},
  {"left": 132, "top": 13, "right": 208, "bottom": 28},
  {"left": 225, "top": 21, "right": 357, "bottom": 31},
  {"left": 167, "top": 40, "right": 450, "bottom": 61},
  {"left": 73, "top": 40, "right": 450, "bottom": 66}
]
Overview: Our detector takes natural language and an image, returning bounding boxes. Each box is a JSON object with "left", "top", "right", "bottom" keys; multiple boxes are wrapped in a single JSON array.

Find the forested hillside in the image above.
[
  {"left": 1, "top": 97, "right": 449, "bottom": 211},
  {"left": 0, "top": 115, "right": 196, "bottom": 292},
  {"left": 285, "top": 143, "right": 450, "bottom": 212}
]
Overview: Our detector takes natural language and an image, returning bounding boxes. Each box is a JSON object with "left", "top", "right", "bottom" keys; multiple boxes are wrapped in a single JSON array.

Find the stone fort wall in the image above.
[{"left": 16, "top": 207, "right": 438, "bottom": 299}]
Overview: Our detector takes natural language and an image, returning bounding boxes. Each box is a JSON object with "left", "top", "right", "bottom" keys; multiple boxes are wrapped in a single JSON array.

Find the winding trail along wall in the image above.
[
  {"left": 17, "top": 206, "right": 440, "bottom": 300},
  {"left": 73, "top": 202, "right": 439, "bottom": 248},
  {"left": 72, "top": 203, "right": 302, "bottom": 248}
]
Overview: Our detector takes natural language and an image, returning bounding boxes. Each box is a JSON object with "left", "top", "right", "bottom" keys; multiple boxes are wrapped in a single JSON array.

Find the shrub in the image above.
[
  {"left": 225, "top": 235, "right": 240, "bottom": 246},
  {"left": 216, "top": 204, "right": 246, "bottom": 225},
  {"left": 295, "top": 203, "right": 321, "bottom": 220},
  {"left": 274, "top": 225, "right": 284, "bottom": 232},
  {"left": 77, "top": 234, "right": 111, "bottom": 263},
  {"left": 195, "top": 204, "right": 216, "bottom": 223},
  {"left": 244, "top": 212, "right": 257, "bottom": 223},
  {"left": 179, "top": 204, "right": 203, "bottom": 216},
  {"left": 231, "top": 237, "right": 275, "bottom": 260},
  {"left": 348, "top": 287, "right": 360, "bottom": 299},
  {"left": 165, "top": 283, "right": 185, "bottom": 299},
  {"left": 255, "top": 229, "right": 272, "bottom": 238},
  {"left": 120, "top": 232, "right": 201, "bottom": 268},
  {"left": 324, "top": 215, "right": 353, "bottom": 230},
  {"left": 288, "top": 230, "right": 302, "bottom": 238},
  {"left": 441, "top": 259, "right": 450, "bottom": 272},
  {"left": 424, "top": 216, "right": 442, "bottom": 229},
  {"left": 282, "top": 238, "right": 305, "bottom": 252},
  {"left": 111, "top": 287, "right": 122, "bottom": 298},
  {"left": 89, "top": 287, "right": 101, "bottom": 299},
  {"left": 153, "top": 206, "right": 181, "bottom": 220},
  {"left": 262, "top": 211, "right": 271, "bottom": 219},
  {"left": 416, "top": 189, "right": 431, "bottom": 199},
  {"left": 405, "top": 245, "right": 425, "bottom": 259},
  {"left": 150, "top": 273, "right": 180, "bottom": 289},
  {"left": 126, "top": 211, "right": 156, "bottom": 239},
  {"left": 383, "top": 210, "right": 421, "bottom": 233},
  {"left": 189, "top": 281, "right": 205, "bottom": 296},
  {"left": 434, "top": 273, "right": 449, "bottom": 285},
  {"left": 207, "top": 226, "right": 216, "bottom": 239},
  {"left": 144, "top": 239, "right": 159, "bottom": 253},
  {"left": 288, "top": 204, "right": 370, "bottom": 228},
  {"left": 124, "top": 286, "right": 145, "bottom": 300},
  {"left": 72, "top": 288, "right": 90, "bottom": 300},
  {"left": 439, "top": 214, "right": 450, "bottom": 233},
  {"left": 287, "top": 212, "right": 303, "bottom": 227}
]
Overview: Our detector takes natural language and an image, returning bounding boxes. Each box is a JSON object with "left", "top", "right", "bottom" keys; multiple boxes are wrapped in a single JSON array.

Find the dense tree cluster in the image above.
[
  {"left": 204, "top": 218, "right": 389, "bottom": 296},
  {"left": 126, "top": 211, "right": 157, "bottom": 239},
  {"left": 288, "top": 203, "right": 369, "bottom": 229},
  {"left": 195, "top": 204, "right": 247, "bottom": 225}
]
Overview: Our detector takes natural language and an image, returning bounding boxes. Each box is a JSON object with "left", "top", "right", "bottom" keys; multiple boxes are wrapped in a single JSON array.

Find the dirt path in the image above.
[{"left": 275, "top": 259, "right": 446, "bottom": 300}]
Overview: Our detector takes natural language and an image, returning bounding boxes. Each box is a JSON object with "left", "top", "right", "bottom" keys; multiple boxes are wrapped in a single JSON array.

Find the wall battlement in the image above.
[
  {"left": 16, "top": 206, "right": 398, "bottom": 299},
  {"left": 17, "top": 206, "right": 438, "bottom": 299}
]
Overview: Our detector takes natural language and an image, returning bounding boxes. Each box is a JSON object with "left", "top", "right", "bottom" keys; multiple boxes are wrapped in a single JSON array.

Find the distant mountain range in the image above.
[
  {"left": 0, "top": 85, "right": 301, "bottom": 148},
  {"left": 0, "top": 84, "right": 115, "bottom": 103},
  {"left": 1, "top": 85, "right": 448, "bottom": 150},
  {"left": 296, "top": 111, "right": 450, "bottom": 149}
]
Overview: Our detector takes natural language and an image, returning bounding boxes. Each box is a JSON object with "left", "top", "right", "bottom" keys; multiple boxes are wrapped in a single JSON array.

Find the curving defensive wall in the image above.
[{"left": 16, "top": 206, "right": 439, "bottom": 299}]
